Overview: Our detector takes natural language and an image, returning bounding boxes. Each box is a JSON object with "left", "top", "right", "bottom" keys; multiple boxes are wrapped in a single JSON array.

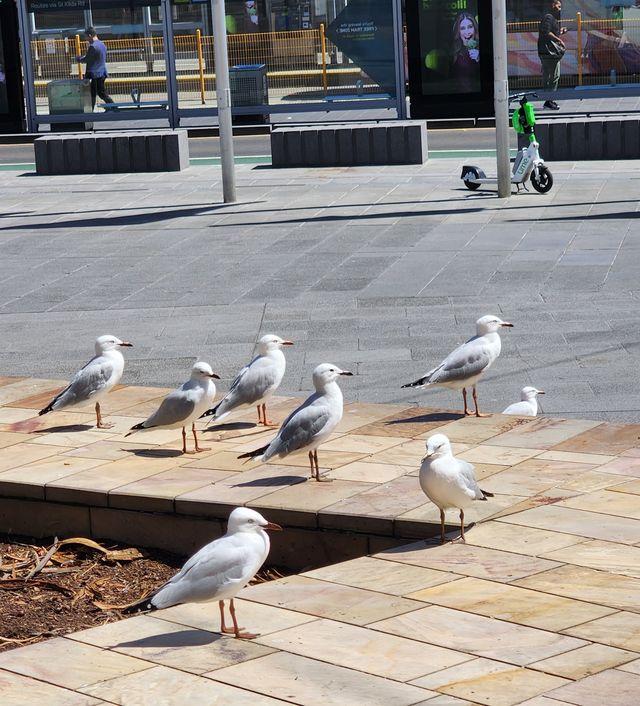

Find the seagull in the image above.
[
  {"left": 237, "top": 363, "right": 352, "bottom": 482},
  {"left": 201, "top": 334, "right": 293, "bottom": 427},
  {"left": 126, "top": 362, "right": 219, "bottom": 454},
  {"left": 38, "top": 334, "right": 133, "bottom": 429},
  {"left": 502, "top": 386, "right": 545, "bottom": 416},
  {"left": 402, "top": 315, "right": 513, "bottom": 417},
  {"left": 419, "top": 433, "right": 494, "bottom": 543},
  {"left": 124, "top": 507, "right": 282, "bottom": 639}
]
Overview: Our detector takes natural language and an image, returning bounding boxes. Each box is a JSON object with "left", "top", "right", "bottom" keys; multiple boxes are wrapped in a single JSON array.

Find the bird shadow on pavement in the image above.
[
  {"left": 203, "top": 422, "right": 255, "bottom": 432},
  {"left": 36, "top": 424, "right": 94, "bottom": 433},
  {"left": 232, "top": 475, "right": 306, "bottom": 488},
  {"left": 122, "top": 447, "right": 183, "bottom": 458},
  {"left": 384, "top": 411, "right": 462, "bottom": 426},
  {"left": 115, "top": 628, "right": 220, "bottom": 649}
]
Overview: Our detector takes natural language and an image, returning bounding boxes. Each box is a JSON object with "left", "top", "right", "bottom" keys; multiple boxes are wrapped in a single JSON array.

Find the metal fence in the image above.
[{"left": 30, "top": 15, "right": 640, "bottom": 109}]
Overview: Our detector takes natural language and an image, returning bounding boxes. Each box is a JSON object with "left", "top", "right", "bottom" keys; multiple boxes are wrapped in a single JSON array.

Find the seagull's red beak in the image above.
[
  {"left": 119, "top": 341, "right": 134, "bottom": 347},
  {"left": 264, "top": 522, "right": 283, "bottom": 531},
  {"left": 281, "top": 340, "right": 294, "bottom": 346}
]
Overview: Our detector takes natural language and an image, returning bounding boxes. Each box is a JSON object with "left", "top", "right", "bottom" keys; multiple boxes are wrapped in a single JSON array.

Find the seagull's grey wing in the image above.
[
  {"left": 427, "top": 336, "right": 494, "bottom": 385},
  {"left": 152, "top": 535, "right": 248, "bottom": 607},
  {"left": 144, "top": 390, "right": 196, "bottom": 428},
  {"left": 455, "top": 458, "right": 485, "bottom": 499},
  {"left": 49, "top": 356, "right": 115, "bottom": 410},
  {"left": 267, "top": 399, "right": 331, "bottom": 457},
  {"left": 221, "top": 357, "right": 278, "bottom": 409}
]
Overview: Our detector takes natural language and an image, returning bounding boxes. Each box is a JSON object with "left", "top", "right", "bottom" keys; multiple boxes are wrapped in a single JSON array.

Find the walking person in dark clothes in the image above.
[
  {"left": 77, "top": 27, "right": 114, "bottom": 109},
  {"left": 538, "top": 0, "right": 567, "bottom": 110}
]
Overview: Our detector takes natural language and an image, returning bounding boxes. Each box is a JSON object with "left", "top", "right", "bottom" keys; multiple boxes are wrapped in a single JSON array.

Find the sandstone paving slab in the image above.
[
  {"left": 485, "top": 417, "right": 603, "bottom": 449},
  {"left": 375, "top": 541, "right": 562, "bottom": 583},
  {"left": 241, "top": 575, "right": 421, "bottom": 626},
  {"left": 0, "top": 670, "right": 106, "bottom": 706},
  {"left": 0, "top": 636, "right": 152, "bottom": 690},
  {"left": 497, "top": 504, "right": 640, "bottom": 544},
  {"left": 618, "top": 658, "right": 640, "bottom": 674},
  {"left": 579, "top": 456, "right": 640, "bottom": 479},
  {"left": 207, "top": 651, "right": 436, "bottom": 706},
  {"left": 370, "top": 605, "right": 587, "bottom": 666},
  {"left": 0, "top": 378, "right": 68, "bottom": 406},
  {"left": 155, "top": 598, "right": 317, "bottom": 636},
  {"left": 0, "top": 406, "right": 38, "bottom": 426},
  {"left": 563, "top": 611, "right": 640, "bottom": 651},
  {"left": 513, "top": 564, "right": 640, "bottom": 613},
  {"left": 407, "top": 576, "right": 616, "bottom": 631},
  {"left": 0, "top": 455, "right": 110, "bottom": 499},
  {"left": 367, "top": 438, "right": 440, "bottom": 467},
  {"left": 29, "top": 429, "right": 113, "bottom": 449},
  {"left": 321, "top": 432, "right": 408, "bottom": 455},
  {"left": 609, "top": 478, "right": 640, "bottom": 495},
  {"left": 551, "top": 423, "right": 640, "bottom": 456},
  {"left": 302, "top": 555, "right": 460, "bottom": 596},
  {"left": 529, "top": 643, "right": 639, "bottom": 680},
  {"left": 535, "top": 450, "right": 618, "bottom": 465},
  {"left": 558, "top": 488, "right": 640, "bottom": 519},
  {"left": 540, "top": 539, "right": 640, "bottom": 579},
  {"left": 79, "top": 664, "right": 288, "bottom": 705},
  {"left": 462, "top": 521, "right": 584, "bottom": 556},
  {"left": 62, "top": 438, "right": 163, "bottom": 461},
  {"left": 410, "top": 656, "right": 569, "bottom": 706},
  {"left": 545, "top": 668, "right": 640, "bottom": 706},
  {"left": 435, "top": 415, "right": 531, "bottom": 445},
  {"left": 326, "top": 459, "right": 409, "bottom": 483},
  {"left": 69, "top": 614, "right": 276, "bottom": 675},
  {"left": 256, "top": 617, "right": 471, "bottom": 682},
  {"left": 457, "top": 445, "right": 543, "bottom": 467},
  {"left": 0, "top": 442, "right": 69, "bottom": 473}
]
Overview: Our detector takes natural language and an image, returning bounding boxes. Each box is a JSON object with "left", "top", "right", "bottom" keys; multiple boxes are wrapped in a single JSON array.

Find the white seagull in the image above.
[
  {"left": 238, "top": 363, "right": 352, "bottom": 482},
  {"left": 419, "top": 433, "right": 494, "bottom": 543},
  {"left": 125, "top": 507, "right": 282, "bottom": 639},
  {"left": 201, "top": 334, "right": 294, "bottom": 427},
  {"left": 39, "top": 334, "right": 133, "bottom": 429},
  {"left": 502, "top": 386, "right": 545, "bottom": 417},
  {"left": 402, "top": 315, "right": 513, "bottom": 417},
  {"left": 126, "top": 362, "right": 219, "bottom": 454}
]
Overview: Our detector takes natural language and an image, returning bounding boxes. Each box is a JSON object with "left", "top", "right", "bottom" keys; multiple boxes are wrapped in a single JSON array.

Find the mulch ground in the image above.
[{"left": 0, "top": 535, "right": 283, "bottom": 653}]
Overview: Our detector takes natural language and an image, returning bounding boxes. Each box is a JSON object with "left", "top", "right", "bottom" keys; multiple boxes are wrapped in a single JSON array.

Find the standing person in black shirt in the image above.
[{"left": 538, "top": 0, "right": 567, "bottom": 110}]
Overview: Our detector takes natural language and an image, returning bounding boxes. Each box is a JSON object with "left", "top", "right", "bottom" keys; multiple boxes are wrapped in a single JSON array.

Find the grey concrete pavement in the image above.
[{"left": 0, "top": 154, "right": 638, "bottom": 423}]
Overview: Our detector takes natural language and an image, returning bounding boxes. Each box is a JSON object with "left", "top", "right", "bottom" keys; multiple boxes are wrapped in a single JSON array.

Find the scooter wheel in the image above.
[
  {"left": 462, "top": 167, "right": 481, "bottom": 190},
  {"left": 530, "top": 165, "right": 553, "bottom": 193}
]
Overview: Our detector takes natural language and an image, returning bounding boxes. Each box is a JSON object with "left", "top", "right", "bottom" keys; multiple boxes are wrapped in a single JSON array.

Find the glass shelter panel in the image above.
[
  {"left": 171, "top": 0, "right": 398, "bottom": 117},
  {"left": 28, "top": 0, "right": 169, "bottom": 121}
]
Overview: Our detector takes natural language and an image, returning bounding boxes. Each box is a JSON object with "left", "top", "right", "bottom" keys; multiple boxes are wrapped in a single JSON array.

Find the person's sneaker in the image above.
[{"left": 543, "top": 100, "right": 560, "bottom": 110}]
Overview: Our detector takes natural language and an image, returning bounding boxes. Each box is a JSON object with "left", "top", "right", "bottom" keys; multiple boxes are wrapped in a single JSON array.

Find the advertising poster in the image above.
[{"left": 417, "top": 0, "right": 481, "bottom": 95}]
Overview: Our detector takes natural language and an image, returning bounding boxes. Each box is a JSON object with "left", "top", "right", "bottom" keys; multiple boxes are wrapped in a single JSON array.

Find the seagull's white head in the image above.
[
  {"left": 476, "top": 315, "right": 514, "bottom": 335},
  {"left": 227, "top": 507, "right": 282, "bottom": 534},
  {"left": 521, "top": 386, "right": 544, "bottom": 401},
  {"left": 190, "top": 361, "right": 220, "bottom": 381},
  {"left": 424, "top": 433, "right": 453, "bottom": 459},
  {"left": 312, "top": 363, "right": 353, "bottom": 390},
  {"left": 95, "top": 335, "right": 133, "bottom": 354},
  {"left": 257, "top": 334, "right": 294, "bottom": 355}
]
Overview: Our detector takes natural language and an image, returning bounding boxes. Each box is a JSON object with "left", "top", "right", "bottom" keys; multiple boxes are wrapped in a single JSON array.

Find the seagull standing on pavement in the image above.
[
  {"left": 39, "top": 334, "right": 133, "bottom": 429},
  {"left": 126, "top": 362, "right": 219, "bottom": 454},
  {"left": 201, "top": 334, "right": 293, "bottom": 427},
  {"left": 402, "top": 315, "right": 513, "bottom": 416},
  {"left": 502, "top": 386, "right": 545, "bottom": 417},
  {"left": 419, "top": 433, "right": 494, "bottom": 543},
  {"left": 125, "top": 507, "right": 282, "bottom": 640},
  {"left": 237, "top": 363, "right": 352, "bottom": 481}
]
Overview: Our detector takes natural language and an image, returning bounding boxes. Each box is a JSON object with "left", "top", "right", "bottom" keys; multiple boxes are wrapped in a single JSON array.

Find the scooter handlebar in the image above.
[{"left": 508, "top": 92, "right": 538, "bottom": 103}]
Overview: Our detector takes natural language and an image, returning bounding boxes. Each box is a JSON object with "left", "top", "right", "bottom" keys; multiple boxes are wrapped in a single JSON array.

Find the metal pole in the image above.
[
  {"left": 17, "top": 0, "right": 37, "bottom": 133},
  {"left": 211, "top": 0, "right": 237, "bottom": 203},
  {"left": 492, "top": 0, "right": 511, "bottom": 198},
  {"left": 392, "top": 0, "right": 407, "bottom": 119}
]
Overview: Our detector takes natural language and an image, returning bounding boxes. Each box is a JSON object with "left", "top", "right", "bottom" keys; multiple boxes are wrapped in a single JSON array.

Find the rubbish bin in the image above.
[
  {"left": 47, "top": 79, "right": 93, "bottom": 132},
  {"left": 228, "top": 64, "right": 269, "bottom": 125}
]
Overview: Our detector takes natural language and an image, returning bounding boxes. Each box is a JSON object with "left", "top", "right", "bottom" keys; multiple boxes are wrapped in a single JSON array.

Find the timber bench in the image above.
[
  {"left": 34, "top": 129, "right": 189, "bottom": 175},
  {"left": 271, "top": 120, "right": 428, "bottom": 167}
]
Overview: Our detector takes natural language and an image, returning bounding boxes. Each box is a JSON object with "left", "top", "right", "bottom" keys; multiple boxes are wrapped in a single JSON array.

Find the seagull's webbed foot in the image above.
[
  {"left": 95, "top": 403, "right": 114, "bottom": 429},
  {"left": 309, "top": 450, "right": 333, "bottom": 482}
]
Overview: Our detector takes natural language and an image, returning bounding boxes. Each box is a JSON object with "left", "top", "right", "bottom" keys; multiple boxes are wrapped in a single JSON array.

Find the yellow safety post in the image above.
[
  {"left": 320, "top": 23, "right": 328, "bottom": 96},
  {"left": 576, "top": 12, "right": 583, "bottom": 86},
  {"left": 75, "top": 34, "right": 83, "bottom": 79},
  {"left": 196, "top": 29, "right": 206, "bottom": 104}
]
